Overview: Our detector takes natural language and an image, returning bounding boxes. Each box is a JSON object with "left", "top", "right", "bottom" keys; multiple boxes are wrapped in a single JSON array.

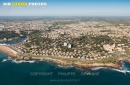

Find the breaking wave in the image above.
[
  {"left": 1, "top": 59, "right": 7, "bottom": 62},
  {"left": 112, "top": 61, "right": 130, "bottom": 74},
  {"left": 91, "top": 67, "right": 108, "bottom": 70},
  {"left": 57, "top": 65, "right": 74, "bottom": 69},
  {"left": 12, "top": 59, "right": 35, "bottom": 64},
  {"left": 91, "top": 61, "right": 130, "bottom": 74},
  {"left": 1, "top": 56, "right": 35, "bottom": 63}
]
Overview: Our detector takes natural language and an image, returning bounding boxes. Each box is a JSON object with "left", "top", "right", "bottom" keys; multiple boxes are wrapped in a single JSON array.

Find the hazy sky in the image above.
[{"left": 0, "top": 0, "right": 130, "bottom": 16}]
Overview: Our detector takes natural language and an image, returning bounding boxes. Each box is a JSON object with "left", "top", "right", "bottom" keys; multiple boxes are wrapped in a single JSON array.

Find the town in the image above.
[{"left": 0, "top": 17, "right": 130, "bottom": 61}]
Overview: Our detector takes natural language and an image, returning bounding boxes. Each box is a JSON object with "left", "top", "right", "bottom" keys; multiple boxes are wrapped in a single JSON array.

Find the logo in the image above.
[{"left": 3, "top": 2, "right": 47, "bottom": 7}]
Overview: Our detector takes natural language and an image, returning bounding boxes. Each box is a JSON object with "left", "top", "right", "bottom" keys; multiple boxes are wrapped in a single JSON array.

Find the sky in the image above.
[{"left": 0, "top": 0, "right": 130, "bottom": 16}]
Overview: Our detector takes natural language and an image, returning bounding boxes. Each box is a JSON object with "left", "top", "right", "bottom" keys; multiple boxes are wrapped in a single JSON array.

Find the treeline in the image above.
[
  {"left": 0, "top": 31, "right": 20, "bottom": 39},
  {"left": 20, "top": 30, "right": 40, "bottom": 36}
]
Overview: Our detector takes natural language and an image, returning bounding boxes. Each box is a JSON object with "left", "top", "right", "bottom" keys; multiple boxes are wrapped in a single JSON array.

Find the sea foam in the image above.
[
  {"left": 12, "top": 59, "right": 35, "bottom": 64},
  {"left": 91, "top": 67, "right": 108, "bottom": 70},
  {"left": 91, "top": 61, "right": 130, "bottom": 74},
  {"left": 57, "top": 65, "right": 74, "bottom": 69},
  {"left": 2, "top": 59, "right": 7, "bottom": 62},
  {"left": 2, "top": 56, "right": 35, "bottom": 63}
]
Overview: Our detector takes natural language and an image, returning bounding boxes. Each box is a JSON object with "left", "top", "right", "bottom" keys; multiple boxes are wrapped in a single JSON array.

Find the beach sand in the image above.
[{"left": 0, "top": 44, "right": 17, "bottom": 58}]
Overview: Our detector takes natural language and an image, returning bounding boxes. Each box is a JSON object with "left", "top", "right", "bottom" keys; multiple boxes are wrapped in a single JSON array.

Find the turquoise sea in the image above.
[{"left": 0, "top": 51, "right": 130, "bottom": 85}]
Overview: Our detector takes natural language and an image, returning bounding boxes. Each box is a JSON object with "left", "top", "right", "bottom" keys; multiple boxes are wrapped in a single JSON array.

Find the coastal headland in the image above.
[{"left": 1, "top": 44, "right": 130, "bottom": 70}]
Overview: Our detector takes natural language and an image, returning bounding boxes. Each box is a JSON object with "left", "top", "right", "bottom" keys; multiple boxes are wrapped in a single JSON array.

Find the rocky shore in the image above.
[{"left": 0, "top": 44, "right": 128, "bottom": 70}]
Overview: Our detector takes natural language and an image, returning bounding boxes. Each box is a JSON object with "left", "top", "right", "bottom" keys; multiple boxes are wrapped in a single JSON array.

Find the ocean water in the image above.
[{"left": 0, "top": 51, "right": 130, "bottom": 85}]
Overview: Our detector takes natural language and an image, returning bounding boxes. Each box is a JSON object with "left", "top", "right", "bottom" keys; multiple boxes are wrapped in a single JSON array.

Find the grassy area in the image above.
[
  {"left": 18, "top": 52, "right": 120, "bottom": 64},
  {"left": 98, "top": 58, "right": 117, "bottom": 63}
]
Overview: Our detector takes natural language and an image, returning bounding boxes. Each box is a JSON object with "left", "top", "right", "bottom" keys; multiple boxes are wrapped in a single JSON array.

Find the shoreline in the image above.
[
  {"left": 0, "top": 44, "right": 17, "bottom": 58},
  {"left": 0, "top": 44, "right": 129, "bottom": 70}
]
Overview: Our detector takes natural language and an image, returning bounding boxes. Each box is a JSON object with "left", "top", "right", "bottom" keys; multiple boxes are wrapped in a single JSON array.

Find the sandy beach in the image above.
[{"left": 0, "top": 44, "right": 17, "bottom": 58}]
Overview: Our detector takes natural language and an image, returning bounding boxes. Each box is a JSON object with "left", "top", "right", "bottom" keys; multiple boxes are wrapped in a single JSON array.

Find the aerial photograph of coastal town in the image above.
[{"left": 0, "top": 0, "right": 130, "bottom": 85}]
